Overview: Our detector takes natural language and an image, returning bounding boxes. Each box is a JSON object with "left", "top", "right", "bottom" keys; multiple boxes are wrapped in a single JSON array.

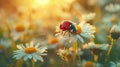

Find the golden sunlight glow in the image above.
[{"left": 36, "top": 0, "right": 50, "bottom": 7}]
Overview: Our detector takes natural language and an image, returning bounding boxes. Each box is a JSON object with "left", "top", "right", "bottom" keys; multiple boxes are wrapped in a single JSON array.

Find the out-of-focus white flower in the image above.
[
  {"left": 69, "top": 47, "right": 83, "bottom": 55},
  {"left": 102, "top": 14, "right": 118, "bottom": 31},
  {"left": 0, "top": 39, "right": 11, "bottom": 49},
  {"left": 85, "top": 42, "right": 109, "bottom": 55},
  {"left": 56, "top": 20, "right": 95, "bottom": 44},
  {"left": 81, "top": 13, "right": 96, "bottom": 23},
  {"left": 57, "top": 48, "right": 69, "bottom": 57},
  {"left": 109, "top": 61, "right": 116, "bottom": 67},
  {"left": 110, "top": 24, "right": 120, "bottom": 39},
  {"left": 88, "top": 0, "right": 108, "bottom": 6},
  {"left": 87, "top": 0, "right": 97, "bottom": 6},
  {"left": 105, "top": 3, "right": 120, "bottom": 13},
  {"left": 110, "top": 24, "right": 120, "bottom": 33},
  {"left": 10, "top": 21, "right": 29, "bottom": 41},
  {"left": 57, "top": 48, "right": 70, "bottom": 61},
  {"left": 57, "top": 47, "right": 82, "bottom": 62},
  {"left": 13, "top": 41, "right": 47, "bottom": 62},
  {"left": 88, "top": 42, "right": 109, "bottom": 50},
  {"left": 117, "top": 62, "right": 120, "bottom": 67}
]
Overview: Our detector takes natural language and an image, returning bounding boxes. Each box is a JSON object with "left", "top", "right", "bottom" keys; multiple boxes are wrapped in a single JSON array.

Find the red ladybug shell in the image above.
[{"left": 60, "top": 21, "right": 71, "bottom": 31}]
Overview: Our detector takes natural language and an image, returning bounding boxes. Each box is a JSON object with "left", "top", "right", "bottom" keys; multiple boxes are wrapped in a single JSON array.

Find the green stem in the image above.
[
  {"left": 73, "top": 41, "right": 79, "bottom": 67},
  {"left": 105, "top": 38, "right": 114, "bottom": 62},
  {"left": 67, "top": 61, "right": 70, "bottom": 67},
  {"left": 32, "top": 59, "right": 35, "bottom": 67},
  {"left": 20, "top": 32, "right": 26, "bottom": 43}
]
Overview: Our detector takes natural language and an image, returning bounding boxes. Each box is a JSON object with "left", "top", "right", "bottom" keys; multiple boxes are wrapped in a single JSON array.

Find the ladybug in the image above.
[{"left": 60, "top": 20, "right": 76, "bottom": 33}]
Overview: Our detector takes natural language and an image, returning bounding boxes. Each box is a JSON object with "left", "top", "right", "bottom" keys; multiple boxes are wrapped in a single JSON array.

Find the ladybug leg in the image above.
[
  {"left": 63, "top": 31, "right": 67, "bottom": 36},
  {"left": 69, "top": 31, "right": 71, "bottom": 37},
  {"left": 61, "top": 31, "right": 63, "bottom": 35}
]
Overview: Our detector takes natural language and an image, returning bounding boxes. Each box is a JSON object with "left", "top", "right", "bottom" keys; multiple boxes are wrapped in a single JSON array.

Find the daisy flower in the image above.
[
  {"left": 88, "top": 42, "right": 109, "bottom": 50},
  {"left": 13, "top": 41, "right": 47, "bottom": 62},
  {"left": 0, "top": 39, "right": 11, "bottom": 49},
  {"left": 102, "top": 14, "right": 118, "bottom": 31},
  {"left": 57, "top": 48, "right": 69, "bottom": 61},
  {"left": 0, "top": 39, "right": 11, "bottom": 53},
  {"left": 55, "top": 20, "right": 95, "bottom": 44},
  {"left": 10, "top": 21, "right": 29, "bottom": 41},
  {"left": 57, "top": 48, "right": 73, "bottom": 62},
  {"left": 87, "top": 42, "right": 109, "bottom": 55},
  {"left": 81, "top": 13, "right": 96, "bottom": 23}
]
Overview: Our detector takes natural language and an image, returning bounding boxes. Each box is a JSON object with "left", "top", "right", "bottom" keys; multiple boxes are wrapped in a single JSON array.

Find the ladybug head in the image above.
[{"left": 60, "top": 21, "right": 72, "bottom": 31}]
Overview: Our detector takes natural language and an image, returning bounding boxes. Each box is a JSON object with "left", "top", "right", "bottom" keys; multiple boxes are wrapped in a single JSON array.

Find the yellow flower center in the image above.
[
  {"left": 84, "top": 61, "right": 95, "bottom": 67},
  {"left": 48, "top": 37, "right": 59, "bottom": 44},
  {"left": 16, "top": 24, "right": 25, "bottom": 32},
  {"left": 76, "top": 25, "right": 82, "bottom": 34},
  {"left": 25, "top": 47, "right": 37, "bottom": 54},
  {"left": 111, "top": 17, "right": 118, "bottom": 23},
  {"left": 0, "top": 45, "right": 5, "bottom": 49}
]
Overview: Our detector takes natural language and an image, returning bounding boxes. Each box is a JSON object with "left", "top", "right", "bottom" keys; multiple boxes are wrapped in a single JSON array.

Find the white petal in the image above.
[
  {"left": 80, "top": 33, "right": 91, "bottom": 39},
  {"left": 13, "top": 50, "right": 23, "bottom": 54},
  {"left": 39, "top": 56, "right": 44, "bottom": 62},
  {"left": 30, "top": 41, "right": 34, "bottom": 47},
  {"left": 35, "top": 43, "right": 40, "bottom": 48},
  {"left": 26, "top": 43, "right": 29, "bottom": 48},
  {"left": 38, "top": 47, "right": 47, "bottom": 53},
  {"left": 24, "top": 55, "right": 29, "bottom": 61},
  {"left": 73, "top": 36, "right": 78, "bottom": 42},
  {"left": 28, "top": 54, "right": 32, "bottom": 59},
  {"left": 17, "top": 45, "right": 23, "bottom": 50},
  {"left": 33, "top": 57, "right": 37, "bottom": 62},
  {"left": 32, "top": 54, "right": 40, "bottom": 61},
  {"left": 77, "top": 35, "right": 84, "bottom": 43},
  {"left": 33, "top": 54, "right": 44, "bottom": 62},
  {"left": 21, "top": 44, "right": 25, "bottom": 49},
  {"left": 15, "top": 53, "right": 25, "bottom": 59},
  {"left": 40, "top": 53, "right": 47, "bottom": 56}
]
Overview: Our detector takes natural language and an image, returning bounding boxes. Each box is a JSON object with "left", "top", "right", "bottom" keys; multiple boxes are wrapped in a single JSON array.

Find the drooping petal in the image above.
[
  {"left": 39, "top": 56, "right": 44, "bottom": 62},
  {"left": 27, "top": 54, "right": 32, "bottom": 59},
  {"left": 33, "top": 57, "right": 37, "bottom": 62},
  {"left": 80, "top": 32, "right": 91, "bottom": 39},
  {"left": 40, "top": 53, "right": 47, "bottom": 56},
  {"left": 76, "top": 35, "right": 84, "bottom": 43},
  {"left": 24, "top": 55, "right": 29, "bottom": 61},
  {"left": 15, "top": 53, "right": 25, "bottom": 60},
  {"left": 32, "top": 54, "right": 40, "bottom": 62}
]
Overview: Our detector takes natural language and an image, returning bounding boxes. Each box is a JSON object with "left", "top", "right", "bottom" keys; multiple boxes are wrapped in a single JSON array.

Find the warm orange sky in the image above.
[{"left": 0, "top": 0, "right": 35, "bottom": 13}]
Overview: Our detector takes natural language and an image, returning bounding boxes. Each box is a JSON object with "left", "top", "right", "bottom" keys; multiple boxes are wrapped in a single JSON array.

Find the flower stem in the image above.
[
  {"left": 105, "top": 38, "right": 114, "bottom": 62},
  {"left": 73, "top": 42, "right": 78, "bottom": 63},
  {"left": 32, "top": 59, "right": 35, "bottom": 67},
  {"left": 20, "top": 32, "right": 24, "bottom": 42},
  {"left": 94, "top": 54, "right": 98, "bottom": 62},
  {"left": 67, "top": 61, "right": 70, "bottom": 67}
]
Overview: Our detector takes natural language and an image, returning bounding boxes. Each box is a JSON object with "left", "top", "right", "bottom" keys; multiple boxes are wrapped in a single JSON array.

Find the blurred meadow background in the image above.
[{"left": 0, "top": 0, "right": 120, "bottom": 67}]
